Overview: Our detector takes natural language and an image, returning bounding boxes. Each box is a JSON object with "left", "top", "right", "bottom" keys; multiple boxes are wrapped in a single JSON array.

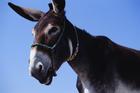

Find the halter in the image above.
[
  {"left": 31, "top": 20, "right": 79, "bottom": 62},
  {"left": 67, "top": 26, "right": 79, "bottom": 61}
]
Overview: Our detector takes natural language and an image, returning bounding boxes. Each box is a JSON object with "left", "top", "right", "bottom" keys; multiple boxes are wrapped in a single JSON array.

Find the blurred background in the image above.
[{"left": 0, "top": 0, "right": 140, "bottom": 93}]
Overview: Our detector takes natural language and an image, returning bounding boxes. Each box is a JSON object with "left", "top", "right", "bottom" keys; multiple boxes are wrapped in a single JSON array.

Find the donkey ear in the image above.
[
  {"left": 52, "top": 0, "right": 65, "bottom": 14},
  {"left": 8, "top": 2, "right": 45, "bottom": 21}
]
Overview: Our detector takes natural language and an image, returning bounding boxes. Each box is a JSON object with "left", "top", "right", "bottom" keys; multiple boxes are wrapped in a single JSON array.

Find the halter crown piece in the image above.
[{"left": 31, "top": 20, "right": 79, "bottom": 62}]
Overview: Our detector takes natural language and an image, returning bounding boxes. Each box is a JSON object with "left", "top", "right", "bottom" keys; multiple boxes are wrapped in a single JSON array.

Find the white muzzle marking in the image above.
[{"left": 29, "top": 47, "right": 52, "bottom": 75}]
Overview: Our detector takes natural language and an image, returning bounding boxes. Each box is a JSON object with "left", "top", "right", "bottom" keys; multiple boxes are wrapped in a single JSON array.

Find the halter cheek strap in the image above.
[{"left": 67, "top": 26, "right": 79, "bottom": 62}]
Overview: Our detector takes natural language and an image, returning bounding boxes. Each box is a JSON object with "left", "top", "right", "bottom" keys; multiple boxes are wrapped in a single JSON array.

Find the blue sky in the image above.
[{"left": 1, "top": 0, "right": 140, "bottom": 93}]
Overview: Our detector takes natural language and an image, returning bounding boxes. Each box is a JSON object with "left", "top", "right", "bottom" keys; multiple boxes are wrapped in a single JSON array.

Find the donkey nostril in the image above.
[
  {"left": 38, "top": 65, "right": 42, "bottom": 72},
  {"left": 36, "top": 62, "right": 44, "bottom": 73}
]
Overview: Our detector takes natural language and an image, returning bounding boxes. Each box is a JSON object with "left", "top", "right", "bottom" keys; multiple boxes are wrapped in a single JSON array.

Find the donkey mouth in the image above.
[
  {"left": 39, "top": 68, "right": 57, "bottom": 85},
  {"left": 44, "top": 74, "right": 53, "bottom": 85}
]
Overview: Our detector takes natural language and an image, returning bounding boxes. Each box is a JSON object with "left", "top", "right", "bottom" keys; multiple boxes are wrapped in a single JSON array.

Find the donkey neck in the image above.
[
  {"left": 67, "top": 27, "right": 97, "bottom": 93},
  {"left": 64, "top": 19, "right": 95, "bottom": 77},
  {"left": 67, "top": 25, "right": 116, "bottom": 93},
  {"left": 67, "top": 28, "right": 92, "bottom": 74},
  {"left": 68, "top": 28, "right": 95, "bottom": 75}
]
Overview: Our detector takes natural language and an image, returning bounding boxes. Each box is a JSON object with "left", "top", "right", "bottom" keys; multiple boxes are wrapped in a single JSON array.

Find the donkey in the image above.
[{"left": 9, "top": 0, "right": 140, "bottom": 93}]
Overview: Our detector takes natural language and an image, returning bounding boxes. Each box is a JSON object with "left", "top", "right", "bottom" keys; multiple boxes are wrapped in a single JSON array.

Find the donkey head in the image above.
[{"left": 8, "top": 0, "right": 73, "bottom": 85}]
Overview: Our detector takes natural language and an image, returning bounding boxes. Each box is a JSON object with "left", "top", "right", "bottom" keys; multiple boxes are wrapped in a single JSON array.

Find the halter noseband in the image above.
[{"left": 31, "top": 20, "right": 79, "bottom": 62}]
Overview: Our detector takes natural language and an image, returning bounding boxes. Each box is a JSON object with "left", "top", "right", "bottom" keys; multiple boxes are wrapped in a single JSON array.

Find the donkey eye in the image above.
[{"left": 48, "top": 27, "right": 58, "bottom": 35}]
